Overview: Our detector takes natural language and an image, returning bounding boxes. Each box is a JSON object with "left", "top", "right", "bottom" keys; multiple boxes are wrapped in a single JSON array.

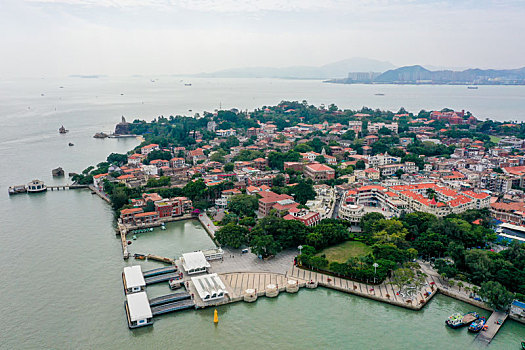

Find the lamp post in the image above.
[
  {"left": 373, "top": 263, "right": 379, "bottom": 284},
  {"left": 298, "top": 245, "right": 303, "bottom": 255}
]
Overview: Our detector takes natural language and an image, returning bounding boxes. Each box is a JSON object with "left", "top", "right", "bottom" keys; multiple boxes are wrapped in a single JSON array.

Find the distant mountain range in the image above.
[
  {"left": 329, "top": 65, "right": 525, "bottom": 85},
  {"left": 191, "top": 57, "right": 395, "bottom": 79}
]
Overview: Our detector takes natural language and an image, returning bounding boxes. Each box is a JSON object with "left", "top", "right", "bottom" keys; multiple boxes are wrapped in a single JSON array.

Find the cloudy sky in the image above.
[{"left": 1, "top": 0, "right": 524, "bottom": 77}]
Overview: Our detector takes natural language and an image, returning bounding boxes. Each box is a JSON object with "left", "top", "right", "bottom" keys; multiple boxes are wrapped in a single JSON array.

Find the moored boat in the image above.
[
  {"left": 8, "top": 185, "right": 27, "bottom": 195},
  {"left": 446, "top": 312, "right": 479, "bottom": 328},
  {"left": 59, "top": 125, "right": 68, "bottom": 134},
  {"left": 468, "top": 316, "right": 487, "bottom": 332},
  {"left": 26, "top": 179, "right": 47, "bottom": 193}
]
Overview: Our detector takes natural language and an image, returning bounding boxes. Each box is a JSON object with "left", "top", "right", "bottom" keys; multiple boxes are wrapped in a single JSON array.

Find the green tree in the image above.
[
  {"left": 111, "top": 187, "right": 130, "bottom": 210},
  {"left": 250, "top": 234, "right": 281, "bottom": 258},
  {"left": 315, "top": 155, "right": 326, "bottom": 163},
  {"left": 479, "top": 281, "right": 514, "bottom": 311},
  {"left": 272, "top": 174, "right": 286, "bottom": 187},
  {"left": 106, "top": 153, "right": 128, "bottom": 165},
  {"left": 183, "top": 179, "right": 207, "bottom": 202},
  {"left": 341, "top": 130, "right": 356, "bottom": 140},
  {"left": 215, "top": 223, "right": 249, "bottom": 249},
  {"left": 294, "top": 143, "right": 313, "bottom": 153},
  {"left": 227, "top": 194, "right": 259, "bottom": 217},
  {"left": 146, "top": 150, "right": 172, "bottom": 163},
  {"left": 355, "top": 160, "right": 366, "bottom": 170},
  {"left": 223, "top": 163, "right": 234, "bottom": 172},
  {"left": 290, "top": 181, "right": 316, "bottom": 204}
]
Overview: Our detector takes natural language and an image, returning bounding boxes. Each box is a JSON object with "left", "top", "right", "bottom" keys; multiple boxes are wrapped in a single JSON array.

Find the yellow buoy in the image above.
[{"left": 213, "top": 309, "right": 219, "bottom": 324}]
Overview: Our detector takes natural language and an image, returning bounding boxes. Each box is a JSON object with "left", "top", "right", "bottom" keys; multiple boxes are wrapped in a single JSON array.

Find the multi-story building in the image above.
[
  {"left": 348, "top": 121, "right": 363, "bottom": 134},
  {"left": 216, "top": 129, "right": 236, "bottom": 137},
  {"left": 304, "top": 163, "right": 335, "bottom": 181},
  {"left": 170, "top": 157, "right": 185, "bottom": 168},
  {"left": 258, "top": 191, "right": 297, "bottom": 216},
  {"left": 283, "top": 208, "right": 321, "bottom": 227},
  {"left": 368, "top": 122, "right": 398, "bottom": 134},
  {"left": 491, "top": 202, "right": 525, "bottom": 226},
  {"left": 141, "top": 143, "right": 160, "bottom": 156}
]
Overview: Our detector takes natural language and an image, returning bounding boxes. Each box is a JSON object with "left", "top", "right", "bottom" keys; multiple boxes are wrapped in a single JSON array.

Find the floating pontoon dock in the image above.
[
  {"left": 476, "top": 311, "right": 508, "bottom": 343},
  {"left": 151, "top": 299, "right": 195, "bottom": 316},
  {"left": 144, "top": 272, "right": 181, "bottom": 285},
  {"left": 142, "top": 266, "right": 178, "bottom": 278},
  {"left": 149, "top": 292, "right": 191, "bottom": 307}
]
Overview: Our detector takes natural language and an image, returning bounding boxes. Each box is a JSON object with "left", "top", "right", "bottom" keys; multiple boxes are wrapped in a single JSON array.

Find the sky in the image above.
[{"left": 1, "top": 0, "right": 524, "bottom": 77}]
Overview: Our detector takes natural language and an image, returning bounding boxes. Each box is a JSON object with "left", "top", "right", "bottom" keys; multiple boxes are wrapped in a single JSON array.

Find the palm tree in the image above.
[
  {"left": 426, "top": 188, "right": 437, "bottom": 200},
  {"left": 457, "top": 281, "right": 464, "bottom": 291}
]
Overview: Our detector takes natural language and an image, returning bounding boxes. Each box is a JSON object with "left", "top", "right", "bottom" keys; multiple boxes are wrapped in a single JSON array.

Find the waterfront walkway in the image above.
[
  {"left": 288, "top": 265, "right": 437, "bottom": 310},
  {"left": 198, "top": 213, "right": 217, "bottom": 239}
]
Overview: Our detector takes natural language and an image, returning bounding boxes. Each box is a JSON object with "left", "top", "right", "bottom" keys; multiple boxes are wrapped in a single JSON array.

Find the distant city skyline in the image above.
[{"left": 1, "top": 0, "right": 524, "bottom": 77}]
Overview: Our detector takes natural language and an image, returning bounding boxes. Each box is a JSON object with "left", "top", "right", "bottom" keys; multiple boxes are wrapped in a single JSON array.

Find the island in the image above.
[{"left": 71, "top": 101, "right": 525, "bottom": 334}]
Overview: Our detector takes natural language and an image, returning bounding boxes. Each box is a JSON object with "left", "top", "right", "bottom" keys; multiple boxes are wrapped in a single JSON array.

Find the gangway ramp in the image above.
[
  {"left": 151, "top": 299, "right": 195, "bottom": 316},
  {"left": 143, "top": 266, "right": 177, "bottom": 278},
  {"left": 149, "top": 292, "right": 190, "bottom": 307},
  {"left": 144, "top": 273, "right": 180, "bottom": 285}
]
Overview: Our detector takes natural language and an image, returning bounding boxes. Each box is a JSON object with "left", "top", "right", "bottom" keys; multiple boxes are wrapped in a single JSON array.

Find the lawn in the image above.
[
  {"left": 316, "top": 241, "right": 372, "bottom": 263},
  {"left": 489, "top": 135, "right": 502, "bottom": 143}
]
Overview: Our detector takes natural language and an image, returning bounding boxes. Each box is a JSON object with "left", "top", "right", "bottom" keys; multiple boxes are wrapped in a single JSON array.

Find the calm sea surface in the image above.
[{"left": 1, "top": 77, "right": 524, "bottom": 349}]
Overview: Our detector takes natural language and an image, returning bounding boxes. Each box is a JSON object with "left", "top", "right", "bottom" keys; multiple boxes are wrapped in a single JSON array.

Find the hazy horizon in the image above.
[{"left": 1, "top": 0, "right": 524, "bottom": 78}]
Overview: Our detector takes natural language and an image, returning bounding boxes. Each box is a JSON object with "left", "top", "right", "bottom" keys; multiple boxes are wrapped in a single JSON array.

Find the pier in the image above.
[
  {"left": 476, "top": 311, "right": 508, "bottom": 344},
  {"left": 144, "top": 272, "right": 181, "bottom": 285},
  {"left": 151, "top": 299, "right": 195, "bottom": 316},
  {"left": 149, "top": 292, "right": 191, "bottom": 306},
  {"left": 47, "top": 184, "right": 89, "bottom": 191},
  {"left": 143, "top": 266, "right": 177, "bottom": 278}
]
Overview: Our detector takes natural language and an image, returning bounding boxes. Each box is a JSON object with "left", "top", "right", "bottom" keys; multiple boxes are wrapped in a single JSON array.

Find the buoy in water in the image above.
[{"left": 213, "top": 309, "right": 218, "bottom": 324}]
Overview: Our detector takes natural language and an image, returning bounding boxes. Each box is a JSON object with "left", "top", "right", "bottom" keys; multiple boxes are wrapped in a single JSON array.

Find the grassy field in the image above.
[
  {"left": 316, "top": 241, "right": 372, "bottom": 263},
  {"left": 489, "top": 135, "right": 502, "bottom": 143}
]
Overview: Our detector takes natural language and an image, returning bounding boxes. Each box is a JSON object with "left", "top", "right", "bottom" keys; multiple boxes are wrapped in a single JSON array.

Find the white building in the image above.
[
  {"left": 123, "top": 265, "right": 146, "bottom": 294},
  {"left": 181, "top": 251, "right": 211, "bottom": 275},
  {"left": 216, "top": 129, "right": 236, "bottom": 137},
  {"left": 191, "top": 273, "right": 228, "bottom": 302},
  {"left": 141, "top": 164, "right": 158, "bottom": 176},
  {"left": 368, "top": 122, "right": 398, "bottom": 134},
  {"left": 126, "top": 292, "right": 153, "bottom": 328}
]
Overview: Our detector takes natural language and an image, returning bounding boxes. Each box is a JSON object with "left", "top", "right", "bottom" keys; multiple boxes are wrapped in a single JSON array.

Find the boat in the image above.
[
  {"left": 26, "top": 179, "right": 47, "bottom": 193},
  {"left": 169, "top": 278, "right": 183, "bottom": 290},
  {"left": 132, "top": 235, "right": 137, "bottom": 240},
  {"left": 446, "top": 312, "right": 479, "bottom": 328},
  {"left": 59, "top": 125, "right": 68, "bottom": 134},
  {"left": 134, "top": 253, "right": 146, "bottom": 260},
  {"left": 184, "top": 83, "right": 192, "bottom": 86},
  {"left": 521, "top": 341, "right": 525, "bottom": 350},
  {"left": 161, "top": 224, "right": 166, "bottom": 230},
  {"left": 467, "top": 86, "right": 479, "bottom": 89},
  {"left": 8, "top": 185, "right": 27, "bottom": 195},
  {"left": 468, "top": 316, "right": 487, "bottom": 332},
  {"left": 374, "top": 93, "right": 385, "bottom": 96},
  {"left": 68, "top": 142, "right": 74, "bottom": 147}
]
